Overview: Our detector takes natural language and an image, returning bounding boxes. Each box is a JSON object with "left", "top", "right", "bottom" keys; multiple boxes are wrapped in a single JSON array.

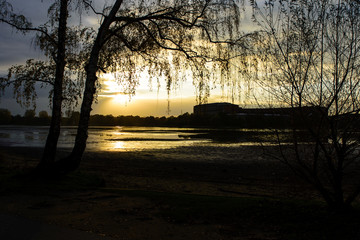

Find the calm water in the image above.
[{"left": 0, "top": 126, "right": 273, "bottom": 151}]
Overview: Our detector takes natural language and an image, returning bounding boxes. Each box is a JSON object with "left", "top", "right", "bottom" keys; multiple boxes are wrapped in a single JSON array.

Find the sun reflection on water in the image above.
[
  {"left": 0, "top": 126, "right": 268, "bottom": 151},
  {"left": 112, "top": 141, "right": 125, "bottom": 150}
]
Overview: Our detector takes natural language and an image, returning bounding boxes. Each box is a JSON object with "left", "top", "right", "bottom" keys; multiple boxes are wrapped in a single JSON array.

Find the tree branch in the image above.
[
  {"left": 82, "top": 0, "right": 106, "bottom": 17},
  {"left": 0, "top": 18, "right": 57, "bottom": 47},
  {"left": 2, "top": 78, "right": 54, "bottom": 86}
]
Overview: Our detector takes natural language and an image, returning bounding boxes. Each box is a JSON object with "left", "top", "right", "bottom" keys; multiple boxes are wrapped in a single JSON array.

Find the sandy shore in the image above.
[
  {"left": 1, "top": 145, "right": 352, "bottom": 240},
  {"left": 0, "top": 145, "right": 317, "bottom": 199}
]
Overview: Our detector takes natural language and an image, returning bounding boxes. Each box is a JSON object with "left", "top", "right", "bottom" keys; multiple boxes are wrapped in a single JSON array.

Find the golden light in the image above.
[
  {"left": 112, "top": 141, "right": 125, "bottom": 150},
  {"left": 111, "top": 93, "right": 128, "bottom": 104},
  {"left": 99, "top": 73, "right": 130, "bottom": 104},
  {"left": 94, "top": 69, "right": 248, "bottom": 117}
]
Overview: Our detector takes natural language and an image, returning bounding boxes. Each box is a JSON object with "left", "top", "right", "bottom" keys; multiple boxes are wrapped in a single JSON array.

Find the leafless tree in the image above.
[{"left": 249, "top": 0, "right": 360, "bottom": 211}]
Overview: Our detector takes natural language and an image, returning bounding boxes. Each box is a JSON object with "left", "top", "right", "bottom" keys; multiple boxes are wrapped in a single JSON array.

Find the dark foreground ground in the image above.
[{"left": 0, "top": 145, "right": 360, "bottom": 240}]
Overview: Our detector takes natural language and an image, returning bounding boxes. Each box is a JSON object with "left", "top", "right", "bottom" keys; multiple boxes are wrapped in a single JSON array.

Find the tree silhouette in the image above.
[
  {"left": 56, "top": 0, "right": 243, "bottom": 172},
  {"left": 39, "top": 111, "right": 49, "bottom": 119},
  {"left": 0, "top": 0, "right": 88, "bottom": 171},
  {"left": 24, "top": 109, "right": 36, "bottom": 119},
  {"left": 0, "top": 108, "right": 11, "bottom": 124},
  {"left": 249, "top": 0, "right": 360, "bottom": 211}
]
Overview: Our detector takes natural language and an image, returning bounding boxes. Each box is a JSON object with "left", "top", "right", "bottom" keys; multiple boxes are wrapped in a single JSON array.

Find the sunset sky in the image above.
[{"left": 0, "top": 0, "right": 248, "bottom": 117}]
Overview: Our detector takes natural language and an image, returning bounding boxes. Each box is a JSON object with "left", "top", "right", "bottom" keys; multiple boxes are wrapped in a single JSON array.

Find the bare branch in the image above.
[
  {"left": 82, "top": 0, "right": 106, "bottom": 17},
  {"left": 3, "top": 78, "right": 54, "bottom": 86},
  {"left": 0, "top": 18, "right": 57, "bottom": 47}
]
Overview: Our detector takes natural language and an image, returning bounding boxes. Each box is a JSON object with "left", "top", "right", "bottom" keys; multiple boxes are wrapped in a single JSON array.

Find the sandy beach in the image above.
[
  {"left": 1, "top": 145, "right": 317, "bottom": 198},
  {"left": 1, "top": 145, "right": 359, "bottom": 240}
]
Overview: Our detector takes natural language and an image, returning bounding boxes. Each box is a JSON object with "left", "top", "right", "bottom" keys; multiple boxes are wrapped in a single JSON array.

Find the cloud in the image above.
[
  {"left": 0, "top": 95, "right": 51, "bottom": 116},
  {"left": 98, "top": 92, "right": 125, "bottom": 97},
  {"left": 0, "top": 27, "right": 41, "bottom": 74},
  {"left": 0, "top": 0, "right": 50, "bottom": 75},
  {"left": 92, "top": 96, "right": 197, "bottom": 117}
]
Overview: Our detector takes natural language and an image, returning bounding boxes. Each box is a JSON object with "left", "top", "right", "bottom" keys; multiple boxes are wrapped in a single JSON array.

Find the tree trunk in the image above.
[
  {"left": 37, "top": 0, "right": 68, "bottom": 172},
  {"left": 55, "top": 0, "right": 124, "bottom": 173}
]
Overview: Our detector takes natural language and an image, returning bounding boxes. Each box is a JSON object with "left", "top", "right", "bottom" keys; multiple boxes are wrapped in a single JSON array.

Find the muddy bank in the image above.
[{"left": 0, "top": 145, "right": 317, "bottom": 199}]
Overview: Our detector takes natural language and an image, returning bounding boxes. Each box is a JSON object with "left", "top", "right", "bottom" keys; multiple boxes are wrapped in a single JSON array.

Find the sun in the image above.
[
  {"left": 111, "top": 92, "right": 129, "bottom": 104},
  {"left": 99, "top": 73, "right": 130, "bottom": 104}
]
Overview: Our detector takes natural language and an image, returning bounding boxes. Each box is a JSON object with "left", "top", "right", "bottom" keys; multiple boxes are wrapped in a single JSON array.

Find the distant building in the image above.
[
  {"left": 193, "top": 102, "right": 327, "bottom": 128},
  {"left": 236, "top": 106, "right": 328, "bottom": 128},
  {"left": 193, "top": 103, "right": 240, "bottom": 116},
  {"left": 194, "top": 103, "right": 326, "bottom": 117},
  {"left": 236, "top": 106, "right": 327, "bottom": 118}
]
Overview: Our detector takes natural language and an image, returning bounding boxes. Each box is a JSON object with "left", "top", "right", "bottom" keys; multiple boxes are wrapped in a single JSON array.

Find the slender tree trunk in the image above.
[
  {"left": 37, "top": 0, "right": 68, "bottom": 171},
  {"left": 55, "top": 0, "right": 123, "bottom": 172}
]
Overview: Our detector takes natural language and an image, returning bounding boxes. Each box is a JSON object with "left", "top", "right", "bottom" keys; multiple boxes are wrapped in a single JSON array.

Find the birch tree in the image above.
[
  {"left": 0, "top": 0, "right": 88, "bottom": 171},
  {"left": 56, "top": 0, "right": 243, "bottom": 171}
]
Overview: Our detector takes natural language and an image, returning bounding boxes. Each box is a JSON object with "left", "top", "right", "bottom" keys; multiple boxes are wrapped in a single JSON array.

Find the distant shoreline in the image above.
[{"left": 0, "top": 111, "right": 305, "bottom": 129}]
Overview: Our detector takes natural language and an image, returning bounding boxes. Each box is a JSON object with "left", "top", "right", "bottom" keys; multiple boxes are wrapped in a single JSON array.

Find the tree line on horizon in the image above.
[
  {"left": 0, "top": 108, "right": 293, "bottom": 128},
  {"left": 3, "top": 108, "right": 359, "bottom": 129}
]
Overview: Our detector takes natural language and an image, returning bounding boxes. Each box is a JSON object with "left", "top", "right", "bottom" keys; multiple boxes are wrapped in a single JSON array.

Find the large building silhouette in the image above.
[
  {"left": 193, "top": 102, "right": 328, "bottom": 128},
  {"left": 193, "top": 102, "right": 240, "bottom": 116}
]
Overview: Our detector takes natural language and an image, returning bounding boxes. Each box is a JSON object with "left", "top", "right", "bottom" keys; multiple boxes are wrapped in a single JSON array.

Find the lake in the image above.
[{"left": 0, "top": 126, "right": 279, "bottom": 151}]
